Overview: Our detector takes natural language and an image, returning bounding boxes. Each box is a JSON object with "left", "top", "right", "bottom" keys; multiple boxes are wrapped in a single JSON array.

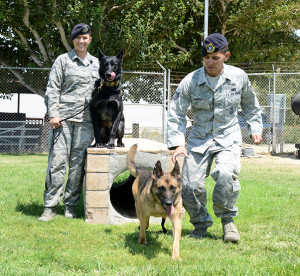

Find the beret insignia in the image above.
[
  {"left": 206, "top": 43, "right": 215, "bottom": 54},
  {"left": 82, "top": 25, "right": 89, "bottom": 33}
]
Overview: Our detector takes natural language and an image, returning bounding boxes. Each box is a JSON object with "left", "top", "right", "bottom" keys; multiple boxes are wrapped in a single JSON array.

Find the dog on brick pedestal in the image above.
[{"left": 90, "top": 49, "right": 125, "bottom": 149}]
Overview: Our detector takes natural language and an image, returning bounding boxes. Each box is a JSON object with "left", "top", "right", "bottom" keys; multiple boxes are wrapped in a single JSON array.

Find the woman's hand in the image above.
[{"left": 50, "top": 117, "right": 62, "bottom": 129}]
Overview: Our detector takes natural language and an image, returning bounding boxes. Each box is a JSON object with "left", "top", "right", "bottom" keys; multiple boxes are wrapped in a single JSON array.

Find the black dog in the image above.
[{"left": 90, "top": 49, "right": 125, "bottom": 149}]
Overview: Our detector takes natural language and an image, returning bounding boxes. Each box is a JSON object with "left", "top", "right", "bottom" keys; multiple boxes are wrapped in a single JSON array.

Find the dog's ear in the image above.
[
  {"left": 152, "top": 161, "right": 163, "bottom": 181},
  {"left": 171, "top": 161, "right": 181, "bottom": 181},
  {"left": 116, "top": 48, "right": 124, "bottom": 64},
  {"left": 98, "top": 48, "right": 106, "bottom": 60}
]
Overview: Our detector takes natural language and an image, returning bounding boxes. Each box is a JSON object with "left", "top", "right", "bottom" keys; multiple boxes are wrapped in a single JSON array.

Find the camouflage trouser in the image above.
[
  {"left": 44, "top": 121, "right": 94, "bottom": 207},
  {"left": 181, "top": 140, "right": 241, "bottom": 229}
]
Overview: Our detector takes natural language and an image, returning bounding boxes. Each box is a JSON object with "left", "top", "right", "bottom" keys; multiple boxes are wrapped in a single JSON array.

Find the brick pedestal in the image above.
[{"left": 84, "top": 138, "right": 184, "bottom": 224}]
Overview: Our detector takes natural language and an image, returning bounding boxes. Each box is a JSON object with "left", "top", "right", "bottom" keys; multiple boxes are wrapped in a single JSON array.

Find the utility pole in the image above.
[{"left": 204, "top": 0, "right": 209, "bottom": 39}]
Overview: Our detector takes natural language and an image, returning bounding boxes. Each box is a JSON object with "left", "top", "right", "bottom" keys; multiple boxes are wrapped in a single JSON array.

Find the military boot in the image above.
[
  {"left": 189, "top": 227, "right": 207, "bottom": 239},
  {"left": 38, "top": 207, "right": 57, "bottom": 222},
  {"left": 222, "top": 219, "right": 240, "bottom": 242},
  {"left": 188, "top": 223, "right": 208, "bottom": 239},
  {"left": 64, "top": 205, "right": 77, "bottom": 219}
]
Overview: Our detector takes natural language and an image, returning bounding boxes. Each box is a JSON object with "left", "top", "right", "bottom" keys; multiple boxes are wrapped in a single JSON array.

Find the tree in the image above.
[
  {"left": 0, "top": 0, "right": 299, "bottom": 97},
  {"left": 209, "top": 0, "right": 300, "bottom": 63}
]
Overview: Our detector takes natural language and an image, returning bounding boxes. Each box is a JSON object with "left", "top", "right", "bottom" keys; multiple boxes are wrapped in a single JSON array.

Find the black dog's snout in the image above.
[{"left": 105, "top": 72, "right": 116, "bottom": 80}]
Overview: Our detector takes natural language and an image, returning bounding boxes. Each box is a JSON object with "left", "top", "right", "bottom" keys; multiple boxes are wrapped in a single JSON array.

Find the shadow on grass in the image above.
[
  {"left": 15, "top": 194, "right": 85, "bottom": 219},
  {"left": 124, "top": 229, "right": 171, "bottom": 260},
  {"left": 15, "top": 200, "right": 44, "bottom": 217},
  {"left": 124, "top": 224, "right": 221, "bottom": 259}
]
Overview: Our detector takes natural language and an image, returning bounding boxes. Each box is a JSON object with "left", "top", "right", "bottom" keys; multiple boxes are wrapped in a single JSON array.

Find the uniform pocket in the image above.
[
  {"left": 223, "top": 124, "right": 240, "bottom": 136},
  {"left": 65, "top": 64, "right": 86, "bottom": 78},
  {"left": 192, "top": 97, "right": 211, "bottom": 110},
  {"left": 232, "top": 168, "right": 241, "bottom": 192},
  {"left": 59, "top": 95, "right": 84, "bottom": 115},
  {"left": 189, "top": 126, "right": 207, "bottom": 139},
  {"left": 224, "top": 90, "right": 241, "bottom": 106},
  {"left": 60, "top": 94, "right": 77, "bottom": 103},
  {"left": 232, "top": 180, "right": 241, "bottom": 192}
]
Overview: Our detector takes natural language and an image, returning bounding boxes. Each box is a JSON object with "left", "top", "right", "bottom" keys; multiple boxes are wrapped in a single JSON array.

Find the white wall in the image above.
[{"left": 0, "top": 93, "right": 47, "bottom": 118}]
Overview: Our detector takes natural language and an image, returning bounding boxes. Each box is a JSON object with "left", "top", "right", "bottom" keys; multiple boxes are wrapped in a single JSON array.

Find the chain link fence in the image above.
[
  {"left": 122, "top": 70, "right": 167, "bottom": 143},
  {"left": 0, "top": 68, "right": 50, "bottom": 153},
  {"left": 0, "top": 67, "right": 167, "bottom": 153},
  {"left": 0, "top": 67, "right": 299, "bottom": 154},
  {"left": 247, "top": 73, "right": 300, "bottom": 153}
]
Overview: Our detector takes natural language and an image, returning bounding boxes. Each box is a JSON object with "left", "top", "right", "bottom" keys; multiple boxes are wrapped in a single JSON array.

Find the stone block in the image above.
[
  {"left": 85, "top": 190, "right": 109, "bottom": 208},
  {"left": 85, "top": 173, "right": 109, "bottom": 190},
  {"left": 85, "top": 208, "right": 109, "bottom": 224},
  {"left": 86, "top": 154, "right": 109, "bottom": 173}
]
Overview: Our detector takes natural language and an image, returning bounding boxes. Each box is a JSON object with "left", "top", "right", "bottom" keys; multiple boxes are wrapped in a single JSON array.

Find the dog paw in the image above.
[
  {"left": 171, "top": 256, "right": 182, "bottom": 261},
  {"left": 94, "top": 143, "right": 105, "bottom": 148},
  {"left": 162, "top": 229, "right": 168, "bottom": 234},
  {"left": 117, "top": 142, "right": 125, "bottom": 147},
  {"left": 139, "top": 241, "right": 148, "bottom": 246},
  {"left": 107, "top": 144, "right": 115, "bottom": 149}
]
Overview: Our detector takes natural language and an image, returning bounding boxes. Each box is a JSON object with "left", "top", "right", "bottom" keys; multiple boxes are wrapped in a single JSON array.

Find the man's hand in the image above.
[
  {"left": 171, "top": 145, "right": 189, "bottom": 164},
  {"left": 50, "top": 117, "right": 62, "bottom": 129},
  {"left": 251, "top": 133, "right": 262, "bottom": 145}
]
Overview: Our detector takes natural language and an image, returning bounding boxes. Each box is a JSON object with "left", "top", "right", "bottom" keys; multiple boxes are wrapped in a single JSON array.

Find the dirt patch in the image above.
[
  {"left": 242, "top": 143, "right": 298, "bottom": 155},
  {"left": 241, "top": 152, "right": 299, "bottom": 165},
  {"left": 241, "top": 143, "right": 299, "bottom": 165}
]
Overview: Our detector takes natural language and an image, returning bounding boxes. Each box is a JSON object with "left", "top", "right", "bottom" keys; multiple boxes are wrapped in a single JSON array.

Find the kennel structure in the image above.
[{"left": 84, "top": 138, "right": 184, "bottom": 224}]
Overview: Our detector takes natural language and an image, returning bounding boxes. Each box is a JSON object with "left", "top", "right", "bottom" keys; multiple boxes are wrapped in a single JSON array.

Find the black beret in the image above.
[
  {"left": 202, "top": 33, "right": 228, "bottom": 56},
  {"left": 70, "top": 23, "right": 91, "bottom": 41}
]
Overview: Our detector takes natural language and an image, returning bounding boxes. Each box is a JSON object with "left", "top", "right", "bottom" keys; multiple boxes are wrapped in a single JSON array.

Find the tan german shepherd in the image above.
[{"left": 126, "top": 144, "right": 182, "bottom": 261}]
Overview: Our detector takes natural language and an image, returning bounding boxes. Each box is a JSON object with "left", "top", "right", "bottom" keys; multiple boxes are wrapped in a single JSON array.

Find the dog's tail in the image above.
[{"left": 126, "top": 144, "right": 142, "bottom": 177}]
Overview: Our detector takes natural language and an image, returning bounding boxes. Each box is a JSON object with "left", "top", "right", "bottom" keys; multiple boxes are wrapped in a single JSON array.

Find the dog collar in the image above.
[
  {"left": 104, "top": 80, "right": 119, "bottom": 87},
  {"left": 101, "top": 78, "right": 120, "bottom": 87}
]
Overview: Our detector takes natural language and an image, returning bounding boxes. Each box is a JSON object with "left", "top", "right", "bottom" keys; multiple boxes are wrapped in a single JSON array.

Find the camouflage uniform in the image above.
[
  {"left": 44, "top": 49, "right": 99, "bottom": 208},
  {"left": 167, "top": 64, "right": 263, "bottom": 229}
]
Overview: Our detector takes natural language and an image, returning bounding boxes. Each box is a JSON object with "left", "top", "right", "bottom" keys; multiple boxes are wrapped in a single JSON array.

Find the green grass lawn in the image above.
[{"left": 0, "top": 154, "right": 299, "bottom": 275}]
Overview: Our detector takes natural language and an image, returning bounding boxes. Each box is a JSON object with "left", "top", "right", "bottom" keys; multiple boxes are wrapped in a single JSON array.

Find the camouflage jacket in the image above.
[
  {"left": 45, "top": 49, "right": 99, "bottom": 122},
  {"left": 167, "top": 64, "right": 263, "bottom": 154}
]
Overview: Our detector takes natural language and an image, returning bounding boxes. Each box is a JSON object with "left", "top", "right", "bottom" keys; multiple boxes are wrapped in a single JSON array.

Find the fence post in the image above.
[
  {"left": 272, "top": 64, "right": 277, "bottom": 154},
  {"left": 156, "top": 61, "right": 167, "bottom": 144},
  {"left": 132, "top": 123, "right": 139, "bottom": 138},
  {"left": 267, "top": 75, "right": 271, "bottom": 153}
]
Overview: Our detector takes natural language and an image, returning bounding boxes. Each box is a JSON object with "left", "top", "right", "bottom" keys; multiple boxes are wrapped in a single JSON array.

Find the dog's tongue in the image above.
[
  {"left": 109, "top": 72, "right": 116, "bottom": 80},
  {"left": 165, "top": 205, "right": 175, "bottom": 217}
]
